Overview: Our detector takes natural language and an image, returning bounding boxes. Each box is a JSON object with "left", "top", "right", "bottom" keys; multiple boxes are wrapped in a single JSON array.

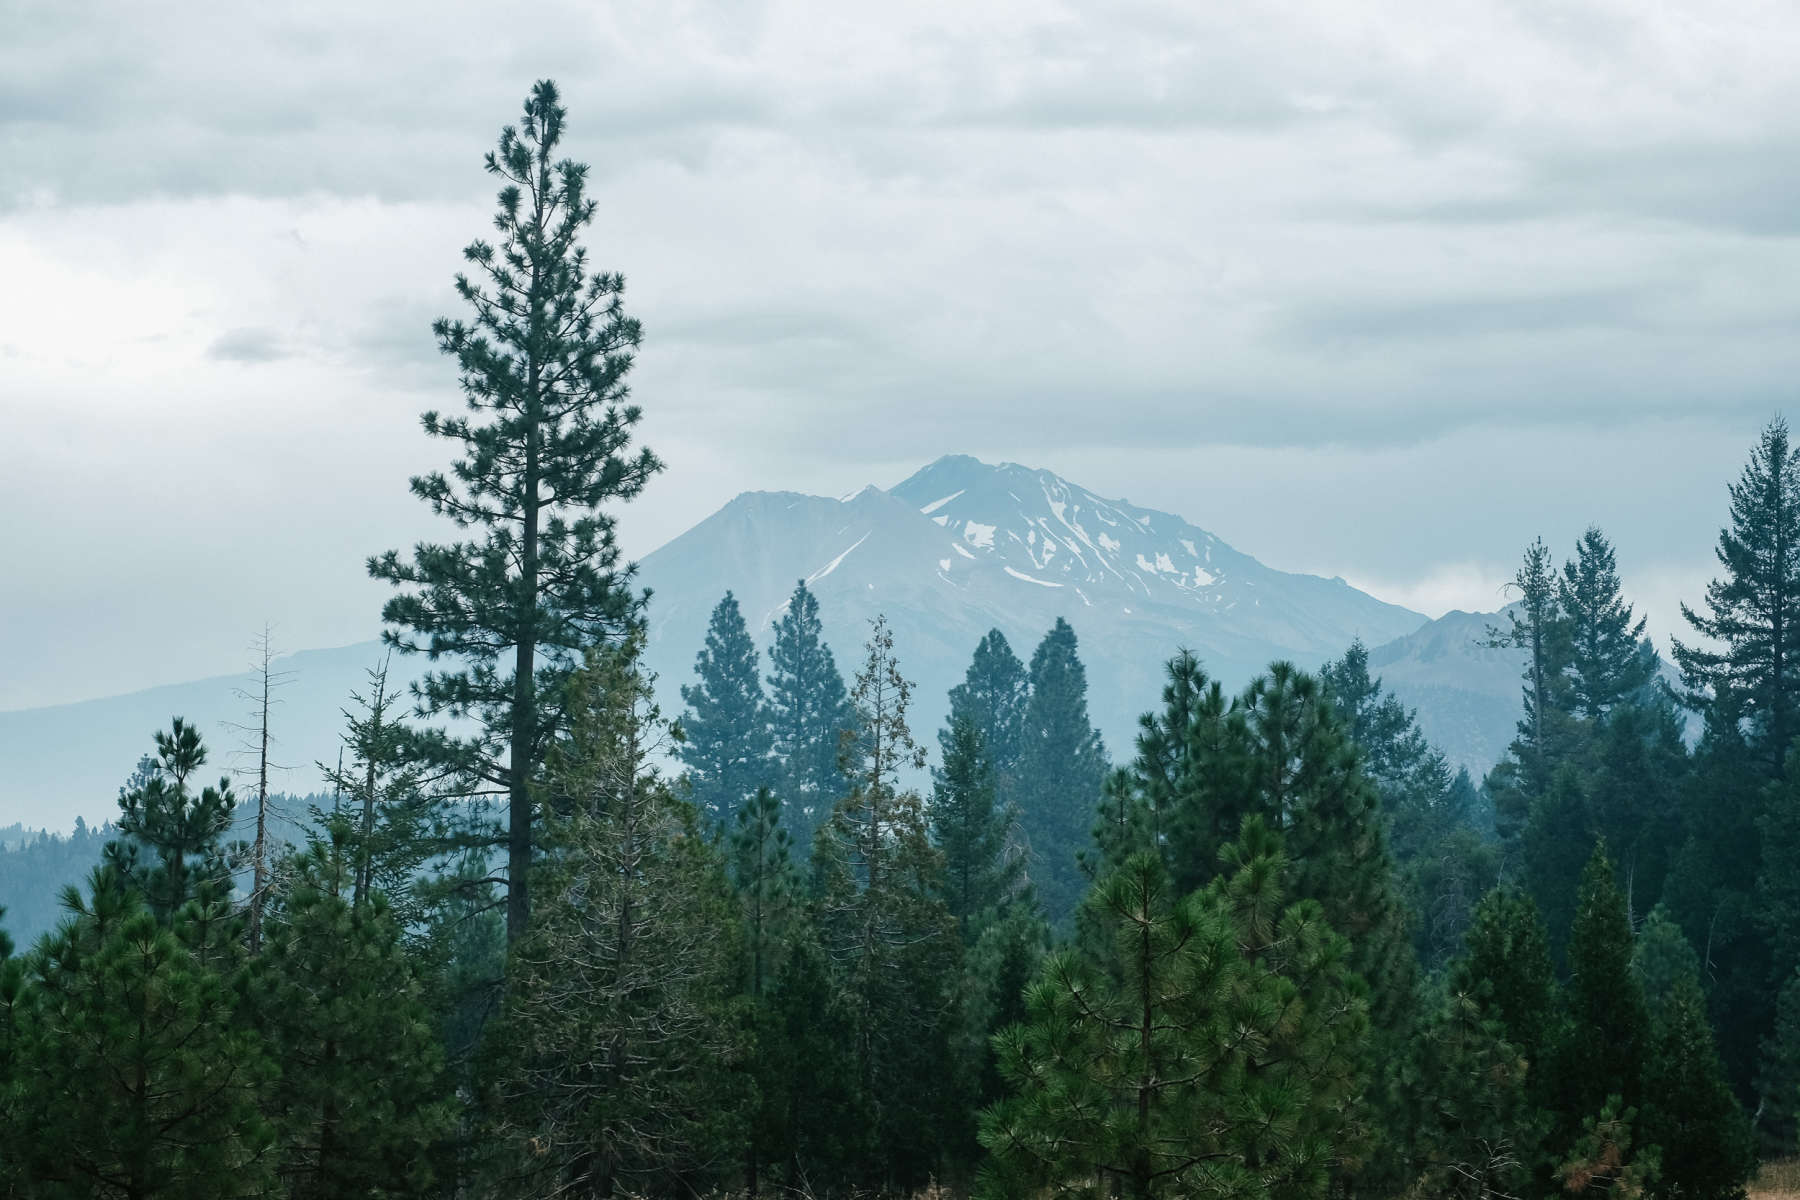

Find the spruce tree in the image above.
[
  {"left": 931, "top": 716, "right": 1020, "bottom": 936},
  {"left": 1559, "top": 527, "right": 1653, "bottom": 721},
  {"left": 767, "top": 580, "right": 854, "bottom": 843},
  {"left": 812, "top": 616, "right": 960, "bottom": 1191},
  {"left": 1016, "top": 618, "right": 1109, "bottom": 926},
  {"left": 1674, "top": 417, "right": 1800, "bottom": 777},
  {"left": 1486, "top": 536, "right": 1574, "bottom": 837},
  {"left": 368, "top": 80, "right": 660, "bottom": 946},
  {"left": 978, "top": 822, "right": 1369, "bottom": 1200},
  {"left": 257, "top": 833, "right": 454, "bottom": 1199},
  {"left": 679, "top": 591, "right": 774, "bottom": 828},
  {"left": 1759, "top": 967, "right": 1800, "bottom": 1153},
  {"left": 1638, "top": 957, "right": 1755, "bottom": 1200},
  {"left": 945, "top": 629, "right": 1030, "bottom": 808},
  {"left": 487, "top": 633, "right": 745, "bottom": 1197}
]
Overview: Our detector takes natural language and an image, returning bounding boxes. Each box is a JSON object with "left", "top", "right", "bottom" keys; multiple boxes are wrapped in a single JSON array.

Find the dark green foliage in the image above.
[
  {"left": 1634, "top": 917, "right": 1754, "bottom": 1200},
  {"left": 257, "top": 834, "right": 454, "bottom": 1198},
  {"left": 932, "top": 716, "right": 1022, "bottom": 937},
  {"left": 680, "top": 591, "right": 775, "bottom": 827},
  {"left": 768, "top": 579, "right": 855, "bottom": 844},
  {"left": 1399, "top": 985, "right": 1534, "bottom": 1200},
  {"left": 978, "top": 822, "right": 1369, "bottom": 1200},
  {"left": 1486, "top": 536, "right": 1575, "bottom": 832},
  {"left": 812, "top": 616, "right": 961, "bottom": 1191},
  {"left": 1557, "top": 1099, "right": 1659, "bottom": 1199},
  {"left": 731, "top": 786, "right": 797, "bottom": 999},
  {"left": 114, "top": 717, "right": 237, "bottom": 920},
  {"left": 1758, "top": 967, "right": 1800, "bottom": 1154},
  {"left": 1452, "top": 886, "right": 1559, "bottom": 1076},
  {"left": 1560, "top": 527, "right": 1654, "bottom": 721},
  {"left": 9, "top": 871, "right": 274, "bottom": 1197},
  {"left": 1674, "top": 417, "right": 1800, "bottom": 777},
  {"left": 945, "top": 629, "right": 1030, "bottom": 810},
  {"left": 486, "top": 634, "right": 746, "bottom": 1197},
  {"left": 960, "top": 904, "right": 1049, "bottom": 1113},
  {"left": 1016, "top": 618, "right": 1109, "bottom": 926},
  {"left": 1554, "top": 846, "right": 1651, "bottom": 1149},
  {"left": 369, "top": 80, "right": 659, "bottom": 945}
]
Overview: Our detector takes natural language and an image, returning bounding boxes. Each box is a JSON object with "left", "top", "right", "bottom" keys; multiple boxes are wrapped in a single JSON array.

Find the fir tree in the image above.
[
  {"left": 945, "top": 629, "right": 1030, "bottom": 809},
  {"left": 978, "top": 822, "right": 1369, "bottom": 1200},
  {"left": 487, "top": 634, "right": 745, "bottom": 1197},
  {"left": 767, "top": 580, "right": 854, "bottom": 843},
  {"left": 1758, "top": 967, "right": 1800, "bottom": 1153},
  {"left": 1451, "top": 886, "right": 1560, "bottom": 1079},
  {"left": 368, "top": 80, "right": 660, "bottom": 945},
  {"left": 1401, "top": 985, "right": 1533, "bottom": 1200},
  {"left": 1486, "top": 536, "right": 1574, "bottom": 838},
  {"left": 257, "top": 832, "right": 454, "bottom": 1198},
  {"left": 812, "top": 616, "right": 960, "bottom": 1191},
  {"left": 1674, "top": 417, "right": 1800, "bottom": 777},
  {"left": 1559, "top": 527, "right": 1653, "bottom": 721},
  {"left": 932, "top": 716, "right": 1020, "bottom": 936},
  {"left": 679, "top": 591, "right": 774, "bottom": 828},
  {"left": 1016, "top": 618, "right": 1108, "bottom": 926},
  {"left": 760, "top": 928, "right": 872, "bottom": 1190},
  {"left": 1639, "top": 967, "right": 1755, "bottom": 1200}
]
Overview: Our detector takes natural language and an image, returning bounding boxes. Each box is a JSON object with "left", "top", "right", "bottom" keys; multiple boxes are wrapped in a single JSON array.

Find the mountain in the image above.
[
  {"left": 1, "top": 454, "right": 1454, "bottom": 829},
  {"left": 1366, "top": 606, "right": 1527, "bottom": 776}
]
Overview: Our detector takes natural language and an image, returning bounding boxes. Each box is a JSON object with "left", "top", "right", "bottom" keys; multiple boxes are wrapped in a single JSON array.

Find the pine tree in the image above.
[
  {"left": 1554, "top": 845, "right": 1651, "bottom": 1148},
  {"left": 1451, "top": 886, "right": 1560, "bottom": 1078},
  {"left": 978, "top": 822, "right": 1369, "bottom": 1200},
  {"left": 731, "top": 786, "right": 796, "bottom": 1000},
  {"left": 767, "top": 580, "right": 854, "bottom": 843},
  {"left": 1559, "top": 527, "right": 1653, "bottom": 721},
  {"left": 8, "top": 869, "right": 275, "bottom": 1196},
  {"left": 1016, "top": 618, "right": 1108, "bottom": 926},
  {"left": 812, "top": 615, "right": 960, "bottom": 1190},
  {"left": 1401, "top": 985, "right": 1533, "bottom": 1200},
  {"left": 760, "top": 928, "right": 872, "bottom": 1190},
  {"left": 368, "top": 80, "right": 660, "bottom": 946},
  {"left": 679, "top": 591, "right": 774, "bottom": 828},
  {"left": 945, "top": 629, "right": 1030, "bottom": 809},
  {"left": 257, "top": 833, "right": 454, "bottom": 1199},
  {"left": 486, "top": 633, "right": 745, "bottom": 1197},
  {"left": 318, "top": 658, "right": 434, "bottom": 926},
  {"left": 932, "top": 716, "right": 1020, "bottom": 936},
  {"left": 113, "top": 718, "right": 237, "bottom": 920},
  {"left": 1557, "top": 1100, "right": 1659, "bottom": 1199},
  {"left": 1674, "top": 418, "right": 1800, "bottom": 778},
  {"left": 1759, "top": 967, "right": 1800, "bottom": 1153}
]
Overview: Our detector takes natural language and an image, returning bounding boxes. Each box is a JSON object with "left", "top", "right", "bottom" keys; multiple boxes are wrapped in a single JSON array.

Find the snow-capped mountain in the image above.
[
  {"left": 4, "top": 455, "right": 1488, "bottom": 830},
  {"left": 634, "top": 455, "right": 1428, "bottom": 769}
]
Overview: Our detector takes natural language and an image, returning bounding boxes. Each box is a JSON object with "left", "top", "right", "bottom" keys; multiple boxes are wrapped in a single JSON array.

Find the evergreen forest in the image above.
[{"left": 5, "top": 81, "right": 1799, "bottom": 1200}]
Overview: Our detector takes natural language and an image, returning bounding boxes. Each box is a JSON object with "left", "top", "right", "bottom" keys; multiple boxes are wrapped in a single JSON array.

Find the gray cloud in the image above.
[{"left": 206, "top": 327, "right": 289, "bottom": 364}]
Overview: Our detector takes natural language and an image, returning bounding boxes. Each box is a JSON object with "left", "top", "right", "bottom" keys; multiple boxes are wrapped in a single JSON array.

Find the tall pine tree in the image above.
[
  {"left": 944, "top": 629, "right": 1030, "bottom": 812},
  {"left": 931, "top": 716, "right": 1021, "bottom": 937},
  {"left": 369, "top": 80, "right": 659, "bottom": 945},
  {"left": 1016, "top": 618, "right": 1108, "bottom": 927},
  {"left": 1559, "top": 527, "right": 1653, "bottom": 722},
  {"left": 767, "top": 580, "right": 854, "bottom": 843},
  {"left": 679, "top": 591, "right": 774, "bottom": 828}
]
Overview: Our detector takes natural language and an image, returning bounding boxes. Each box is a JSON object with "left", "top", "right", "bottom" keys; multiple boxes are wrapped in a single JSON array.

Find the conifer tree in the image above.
[
  {"left": 114, "top": 717, "right": 237, "bottom": 920},
  {"left": 760, "top": 928, "right": 872, "bottom": 1190},
  {"left": 1554, "top": 845, "right": 1651, "bottom": 1148},
  {"left": 1759, "top": 967, "right": 1800, "bottom": 1153},
  {"left": 1016, "top": 618, "right": 1108, "bottom": 925},
  {"left": 1401, "top": 985, "right": 1533, "bottom": 1200},
  {"left": 1486, "top": 536, "right": 1574, "bottom": 837},
  {"left": 978, "top": 822, "right": 1369, "bottom": 1200},
  {"left": 1638, "top": 961, "right": 1755, "bottom": 1200},
  {"left": 488, "top": 633, "right": 745, "bottom": 1197},
  {"left": 1451, "top": 886, "right": 1560, "bottom": 1079},
  {"left": 812, "top": 616, "right": 960, "bottom": 1190},
  {"left": 731, "top": 786, "right": 796, "bottom": 1000},
  {"left": 945, "top": 629, "right": 1030, "bottom": 808},
  {"left": 318, "top": 659, "right": 434, "bottom": 925},
  {"left": 1674, "top": 417, "right": 1800, "bottom": 777},
  {"left": 932, "top": 716, "right": 1020, "bottom": 936},
  {"left": 1559, "top": 527, "right": 1653, "bottom": 721},
  {"left": 369, "top": 80, "right": 660, "bottom": 946},
  {"left": 767, "top": 580, "right": 854, "bottom": 842},
  {"left": 257, "top": 832, "right": 454, "bottom": 1199},
  {"left": 679, "top": 591, "right": 774, "bottom": 827},
  {"left": 9, "top": 870, "right": 275, "bottom": 1196}
]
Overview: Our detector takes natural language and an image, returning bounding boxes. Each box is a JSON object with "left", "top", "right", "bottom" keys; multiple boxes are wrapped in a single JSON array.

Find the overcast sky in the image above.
[{"left": 2, "top": 0, "right": 1795, "bottom": 710}]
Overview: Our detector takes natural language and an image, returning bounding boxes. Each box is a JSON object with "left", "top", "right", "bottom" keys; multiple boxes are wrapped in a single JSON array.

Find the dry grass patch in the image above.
[{"left": 1754, "top": 1159, "right": 1800, "bottom": 1199}]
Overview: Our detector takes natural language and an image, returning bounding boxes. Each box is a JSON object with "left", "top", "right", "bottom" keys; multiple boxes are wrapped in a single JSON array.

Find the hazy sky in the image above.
[{"left": 3, "top": 0, "right": 1795, "bottom": 710}]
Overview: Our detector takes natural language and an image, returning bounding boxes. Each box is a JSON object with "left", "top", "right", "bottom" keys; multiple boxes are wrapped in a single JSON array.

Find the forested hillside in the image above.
[{"left": 1, "top": 82, "right": 1793, "bottom": 1200}]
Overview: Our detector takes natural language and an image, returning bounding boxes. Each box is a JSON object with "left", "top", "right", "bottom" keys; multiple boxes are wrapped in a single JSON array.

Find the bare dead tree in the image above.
[{"left": 228, "top": 624, "right": 294, "bottom": 954}]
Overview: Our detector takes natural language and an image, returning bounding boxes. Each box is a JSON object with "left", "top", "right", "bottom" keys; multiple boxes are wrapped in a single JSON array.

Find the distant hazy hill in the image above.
[
  {"left": 2, "top": 454, "right": 1456, "bottom": 829},
  {"left": 1367, "top": 606, "right": 1527, "bottom": 776}
]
